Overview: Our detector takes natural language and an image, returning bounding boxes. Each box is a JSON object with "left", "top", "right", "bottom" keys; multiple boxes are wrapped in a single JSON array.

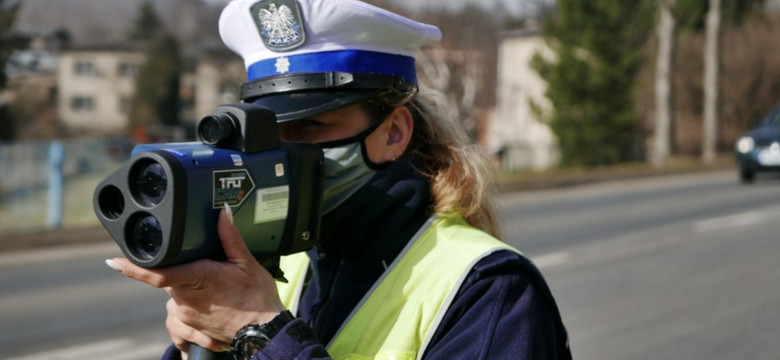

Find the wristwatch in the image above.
[{"left": 231, "top": 310, "right": 295, "bottom": 360}]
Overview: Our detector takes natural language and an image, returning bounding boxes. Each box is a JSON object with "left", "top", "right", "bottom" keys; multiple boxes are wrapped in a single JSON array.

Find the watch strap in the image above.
[
  {"left": 232, "top": 310, "right": 295, "bottom": 360},
  {"left": 259, "top": 310, "right": 295, "bottom": 339}
]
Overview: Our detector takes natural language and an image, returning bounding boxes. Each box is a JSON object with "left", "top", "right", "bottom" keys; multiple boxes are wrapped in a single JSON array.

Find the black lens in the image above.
[
  {"left": 128, "top": 214, "right": 163, "bottom": 260},
  {"left": 131, "top": 160, "right": 167, "bottom": 207},
  {"left": 198, "top": 114, "right": 236, "bottom": 145},
  {"left": 97, "top": 185, "right": 124, "bottom": 220}
]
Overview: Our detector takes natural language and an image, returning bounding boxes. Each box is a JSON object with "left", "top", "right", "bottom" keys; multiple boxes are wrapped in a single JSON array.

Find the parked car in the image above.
[{"left": 735, "top": 104, "right": 780, "bottom": 183}]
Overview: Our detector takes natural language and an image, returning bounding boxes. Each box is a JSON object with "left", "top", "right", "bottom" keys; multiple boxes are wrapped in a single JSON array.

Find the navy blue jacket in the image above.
[{"left": 161, "top": 161, "right": 571, "bottom": 360}]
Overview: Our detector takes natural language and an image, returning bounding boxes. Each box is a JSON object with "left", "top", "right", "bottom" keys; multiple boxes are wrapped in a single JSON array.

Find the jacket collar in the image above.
[{"left": 317, "top": 159, "right": 432, "bottom": 260}]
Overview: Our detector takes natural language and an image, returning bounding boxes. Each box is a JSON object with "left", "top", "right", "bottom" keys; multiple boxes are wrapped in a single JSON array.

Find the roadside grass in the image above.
[{"left": 0, "top": 172, "right": 109, "bottom": 234}]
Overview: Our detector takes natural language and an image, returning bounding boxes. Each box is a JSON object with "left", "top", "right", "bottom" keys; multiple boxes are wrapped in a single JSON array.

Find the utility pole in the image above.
[{"left": 702, "top": 0, "right": 721, "bottom": 164}]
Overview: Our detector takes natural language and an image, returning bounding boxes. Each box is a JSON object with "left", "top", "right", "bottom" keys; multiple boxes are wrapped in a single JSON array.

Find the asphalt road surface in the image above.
[{"left": 1, "top": 169, "right": 778, "bottom": 359}]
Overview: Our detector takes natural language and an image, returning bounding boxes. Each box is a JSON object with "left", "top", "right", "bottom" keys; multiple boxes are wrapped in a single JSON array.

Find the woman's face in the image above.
[
  {"left": 278, "top": 103, "right": 412, "bottom": 165},
  {"left": 277, "top": 104, "right": 373, "bottom": 145}
]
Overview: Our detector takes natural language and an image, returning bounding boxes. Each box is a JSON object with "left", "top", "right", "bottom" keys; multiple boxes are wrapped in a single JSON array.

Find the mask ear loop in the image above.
[{"left": 359, "top": 133, "right": 393, "bottom": 171}]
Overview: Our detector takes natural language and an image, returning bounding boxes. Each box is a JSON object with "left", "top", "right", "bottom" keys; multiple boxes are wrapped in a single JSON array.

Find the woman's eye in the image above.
[{"left": 302, "top": 120, "right": 325, "bottom": 128}]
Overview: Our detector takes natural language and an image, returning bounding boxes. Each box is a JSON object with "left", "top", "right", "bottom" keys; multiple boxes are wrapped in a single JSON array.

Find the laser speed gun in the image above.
[{"left": 93, "top": 103, "right": 324, "bottom": 278}]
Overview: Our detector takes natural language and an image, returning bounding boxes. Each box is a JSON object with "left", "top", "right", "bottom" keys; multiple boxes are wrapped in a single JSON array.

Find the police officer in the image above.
[{"left": 106, "top": 0, "right": 572, "bottom": 359}]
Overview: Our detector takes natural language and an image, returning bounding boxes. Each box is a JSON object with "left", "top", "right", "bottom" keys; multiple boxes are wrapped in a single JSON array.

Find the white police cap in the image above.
[{"left": 219, "top": 0, "right": 442, "bottom": 122}]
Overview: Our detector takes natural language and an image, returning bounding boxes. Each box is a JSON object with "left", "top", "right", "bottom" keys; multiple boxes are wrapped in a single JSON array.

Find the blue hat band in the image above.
[{"left": 247, "top": 50, "right": 418, "bottom": 84}]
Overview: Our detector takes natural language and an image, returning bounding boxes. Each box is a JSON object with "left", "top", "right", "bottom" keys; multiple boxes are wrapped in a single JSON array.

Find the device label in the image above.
[
  {"left": 213, "top": 169, "right": 255, "bottom": 209},
  {"left": 254, "top": 185, "right": 289, "bottom": 224},
  {"left": 231, "top": 154, "right": 244, "bottom": 166}
]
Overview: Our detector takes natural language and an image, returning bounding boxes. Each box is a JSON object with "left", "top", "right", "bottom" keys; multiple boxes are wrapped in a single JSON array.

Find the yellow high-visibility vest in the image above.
[{"left": 276, "top": 215, "right": 519, "bottom": 360}]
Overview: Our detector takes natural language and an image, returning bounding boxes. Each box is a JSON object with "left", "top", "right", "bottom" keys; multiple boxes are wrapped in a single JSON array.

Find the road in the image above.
[
  {"left": 496, "top": 170, "right": 780, "bottom": 359},
  {"left": 1, "top": 169, "right": 779, "bottom": 359}
]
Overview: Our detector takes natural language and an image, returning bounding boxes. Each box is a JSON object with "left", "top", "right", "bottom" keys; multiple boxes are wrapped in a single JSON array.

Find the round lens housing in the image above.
[
  {"left": 126, "top": 212, "right": 163, "bottom": 261},
  {"left": 97, "top": 185, "right": 124, "bottom": 220},
  {"left": 198, "top": 114, "right": 236, "bottom": 145},
  {"left": 129, "top": 159, "right": 167, "bottom": 207}
]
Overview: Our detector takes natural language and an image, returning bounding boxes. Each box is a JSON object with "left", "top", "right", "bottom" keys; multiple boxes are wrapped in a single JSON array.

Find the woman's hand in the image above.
[{"left": 106, "top": 204, "right": 286, "bottom": 353}]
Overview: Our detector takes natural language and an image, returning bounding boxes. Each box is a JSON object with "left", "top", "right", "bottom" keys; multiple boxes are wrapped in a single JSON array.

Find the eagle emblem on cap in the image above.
[{"left": 250, "top": 0, "right": 306, "bottom": 52}]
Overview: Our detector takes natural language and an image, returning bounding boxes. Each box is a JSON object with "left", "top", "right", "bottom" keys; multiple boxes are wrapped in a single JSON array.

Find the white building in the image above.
[
  {"left": 487, "top": 30, "right": 558, "bottom": 171},
  {"left": 57, "top": 47, "right": 145, "bottom": 134},
  {"left": 193, "top": 54, "right": 244, "bottom": 121}
]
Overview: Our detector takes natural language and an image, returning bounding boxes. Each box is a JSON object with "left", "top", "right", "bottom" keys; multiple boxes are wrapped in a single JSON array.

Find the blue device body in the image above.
[{"left": 94, "top": 141, "right": 323, "bottom": 269}]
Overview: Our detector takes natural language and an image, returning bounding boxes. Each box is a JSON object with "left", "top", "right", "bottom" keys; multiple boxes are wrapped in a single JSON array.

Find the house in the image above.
[
  {"left": 1, "top": 29, "right": 67, "bottom": 140},
  {"left": 487, "top": 30, "right": 558, "bottom": 171},
  {"left": 57, "top": 46, "right": 145, "bottom": 135},
  {"left": 192, "top": 52, "right": 245, "bottom": 121}
]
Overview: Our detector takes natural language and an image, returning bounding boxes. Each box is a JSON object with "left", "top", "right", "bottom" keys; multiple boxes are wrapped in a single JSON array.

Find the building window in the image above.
[
  {"left": 119, "top": 96, "right": 132, "bottom": 114},
  {"left": 74, "top": 61, "right": 96, "bottom": 76},
  {"left": 117, "top": 62, "right": 140, "bottom": 78},
  {"left": 71, "top": 96, "right": 95, "bottom": 111}
]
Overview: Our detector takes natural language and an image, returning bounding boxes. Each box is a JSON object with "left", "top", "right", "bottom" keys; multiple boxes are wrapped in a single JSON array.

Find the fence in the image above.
[{"left": 0, "top": 138, "right": 134, "bottom": 234}]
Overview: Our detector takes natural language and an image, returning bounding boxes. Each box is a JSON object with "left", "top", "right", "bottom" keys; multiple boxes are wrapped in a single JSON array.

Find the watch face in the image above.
[{"left": 235, "top": 330, "right": 271, "bottom": 360}]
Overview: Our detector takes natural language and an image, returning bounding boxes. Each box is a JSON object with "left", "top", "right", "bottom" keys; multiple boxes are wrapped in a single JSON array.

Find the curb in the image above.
[
  {"left": 0, "top": 225, "right": 110, "bottom": 254},
  {"left": 497, "top": 162, "right": 735, "bottom": 193}
]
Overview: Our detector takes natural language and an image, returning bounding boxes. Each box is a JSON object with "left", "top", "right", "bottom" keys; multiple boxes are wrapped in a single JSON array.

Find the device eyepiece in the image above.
[{"left": 198, "top": 114, "right": 238, "bottom": 146}]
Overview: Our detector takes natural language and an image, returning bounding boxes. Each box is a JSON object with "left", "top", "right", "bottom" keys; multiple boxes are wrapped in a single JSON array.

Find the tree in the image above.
[
  {"left": 127, "top": 1, "right": 182, "bottom": 140},
  {"left": 533, "top": 0, "right": 656, "bottom": 166},
  {"left": 416, "top": 4, "right": 501, "bottom": 139},
  {"left": 132, "top": 34, "right": 181, "bottom": 124},
  {"left": 701, "top": 0, "right": 721, "bottom": 163},
  {"left": 128, "top": 1, "right": 163, "bottom": 42},
  {"left": 677, "top": 0, "right": 764, "bottom": 31},
  {"left": 366, "top": 1, "right": 525, "bottom": 142},
  {"left": 0, "top": 0, "right": 20, "bottom": 142},
  {"left": 652, "top": 0, "right": 677, "bottom": 166}
]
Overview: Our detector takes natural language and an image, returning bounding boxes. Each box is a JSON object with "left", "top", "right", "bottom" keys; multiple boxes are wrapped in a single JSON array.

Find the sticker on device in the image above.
[{"left": 254, "top": 185, "right": 290, "bottom": 224}]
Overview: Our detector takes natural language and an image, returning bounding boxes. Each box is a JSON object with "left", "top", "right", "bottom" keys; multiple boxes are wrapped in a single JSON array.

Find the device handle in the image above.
[{"left": 188, "top": 344, "right": 232, "bottom": 360}]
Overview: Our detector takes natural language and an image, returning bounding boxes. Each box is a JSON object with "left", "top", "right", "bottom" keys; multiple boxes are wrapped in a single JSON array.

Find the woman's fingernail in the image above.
[
  {"left": 105, "top": 259, "right": 122, "bottom": 271},
  {"left": 224, "top": 203, "right": 234, "bottom": 225}
]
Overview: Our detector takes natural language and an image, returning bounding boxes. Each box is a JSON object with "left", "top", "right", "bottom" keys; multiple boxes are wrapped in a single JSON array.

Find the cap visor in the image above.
[{"left": 251, "top": 90, "right": 379, "bottom": 123}]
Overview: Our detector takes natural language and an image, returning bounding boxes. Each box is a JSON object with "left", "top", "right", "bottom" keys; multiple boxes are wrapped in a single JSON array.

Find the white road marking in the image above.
[
  {"left": 533, "top": 251, "right": 570, "bottom": 268},
  {"left": 6, "top": 338, "right": 168, "bottom": 360},
  {"left": 693, "top": 211, "right": 766, "bottom": 233}
]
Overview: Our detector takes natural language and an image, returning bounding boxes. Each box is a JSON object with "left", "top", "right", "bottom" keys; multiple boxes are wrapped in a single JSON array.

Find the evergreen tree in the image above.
[
  {"left": 0, "top": 0, "right": 20, "bottom": 141},
  {"left": 532, "top": 0, "right": 655, "bottom": 166},
  {"left": 129, "top": 1, "right": 164, "bottom": 42},
  {"left": 127, "top": 1, "right": 182, "bottom": 138}
]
